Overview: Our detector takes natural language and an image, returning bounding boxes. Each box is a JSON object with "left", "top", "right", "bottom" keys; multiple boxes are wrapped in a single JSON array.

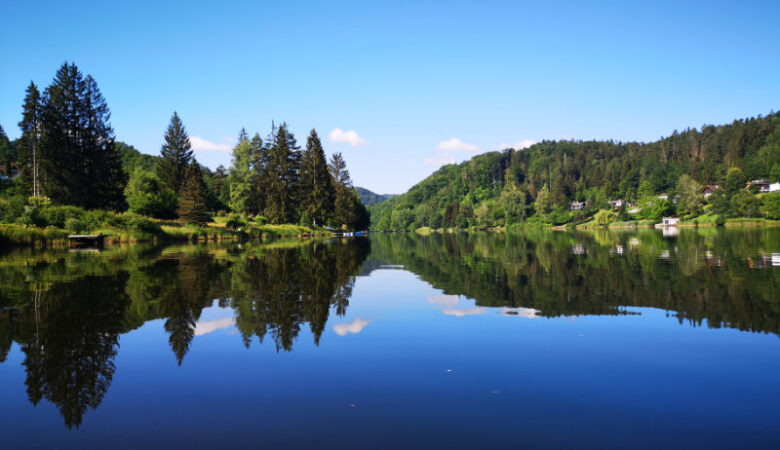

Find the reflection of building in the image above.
[
  {"left": 571, "top": 243, "right": 585, "bottom": 255},
  {"left": 662, "top": 227, "right": 679, "bottom": 237},
  {"left": 705, "top": 251, "right": 725, "bottom": 267},
  {"left": 748, "top": 253, "right": 780, "bottom": 269}
]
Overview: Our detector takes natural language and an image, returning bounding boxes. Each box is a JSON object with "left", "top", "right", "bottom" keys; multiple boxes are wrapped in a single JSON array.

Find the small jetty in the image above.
[{"left": 67, "top": 234, "right": 107, "bottom": 247}]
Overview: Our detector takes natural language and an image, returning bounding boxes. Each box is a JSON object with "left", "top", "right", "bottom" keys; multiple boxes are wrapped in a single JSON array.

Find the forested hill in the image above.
[
  {"left": 370, "top": 112, "right": 780, "bottom": 230},
  {"left": 356, "top": 187, "right": 395, "bottom": 206}
]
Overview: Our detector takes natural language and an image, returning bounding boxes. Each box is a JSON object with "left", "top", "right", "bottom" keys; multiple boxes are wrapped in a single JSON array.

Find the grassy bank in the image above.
[{"left": 0, "top": 220, "right": 330, "bottom": 248}]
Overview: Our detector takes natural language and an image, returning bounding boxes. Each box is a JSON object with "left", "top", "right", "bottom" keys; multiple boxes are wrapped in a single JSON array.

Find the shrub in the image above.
[
  {"left": 121, "top": 213, "right": 162, "bottom": 234},
  {"left": 39, "top": 205, "right": 85, "bottom": 228},
  {"left": 64, "top": 217, "right": 85, "bottom": 233},
  {"left": 225, "top": 214, "right": 246, "bottom": 230}
]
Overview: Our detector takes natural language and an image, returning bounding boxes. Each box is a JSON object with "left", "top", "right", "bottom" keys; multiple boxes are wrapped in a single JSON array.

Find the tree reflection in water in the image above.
[
  {"left": 0, "top": 228, "right": 778, "bottom": 429},
  {"left": 0, "top": 238, "right": 369, "bottom": 427}
]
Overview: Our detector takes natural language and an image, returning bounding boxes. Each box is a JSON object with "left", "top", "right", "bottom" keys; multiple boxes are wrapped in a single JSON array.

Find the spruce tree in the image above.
[
  {"left": 264, "top": 123, "right": 300, "bottom": 223},
  {"left": 18, "top": 82, "right": 43, "bottom": 196},
  {"left": 38, "top": 63, "right": 126, "bottom": 208},
  {"left": 329, "top": 152, "right": 355, "bottom": 228},
  {"left": 300, "top": 129, "right": 335, "bottom": 226},
  {"left": 177, "top": 162, "right": 211, "bottom": 225},
  {"left": 0, "top": 124, "right": 15, "bottom": 177},
  {"left": 157, "top": 112, "right": 193, "bottom": 194}
]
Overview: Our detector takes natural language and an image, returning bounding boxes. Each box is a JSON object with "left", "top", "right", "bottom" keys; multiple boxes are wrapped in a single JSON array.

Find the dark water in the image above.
[{"left": 1, "top": 229, "right": 779, "bottom": 449}]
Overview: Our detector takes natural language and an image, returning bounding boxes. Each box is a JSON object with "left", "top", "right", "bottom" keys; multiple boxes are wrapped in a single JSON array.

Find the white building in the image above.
[{"left": 661, "top": 217, "right": 679, "bottom": 226}]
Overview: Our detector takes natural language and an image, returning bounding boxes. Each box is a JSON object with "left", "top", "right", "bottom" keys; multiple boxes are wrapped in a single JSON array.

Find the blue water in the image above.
[{"left": 1, "top": 230, "right": 779, "bottom": 448}]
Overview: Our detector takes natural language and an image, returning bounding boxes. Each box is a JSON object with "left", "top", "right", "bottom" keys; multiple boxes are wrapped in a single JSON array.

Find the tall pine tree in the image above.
[
  {"left": 329, "top": 152, "right": 355, "bottom": 228},
  {"left": 0, "top": 124, "right": 15, "bottom": 177},
  {"left": 264, "top": 123, "right": 300, "bottom": 224},
  {"left": 299, "top": 129, "right": 335, "bottom": 226},
  {"left": 18, "top": 82, "right": 43, "bottom": 196},
  {"left": 38, "top": 63, "right": 125, "bottom": 208},
  {"left": 157, "top": 112, "right": 193, "bottom": 194},
  {"left": 177, "top": 162, "right": 211, "bottom": 225}
]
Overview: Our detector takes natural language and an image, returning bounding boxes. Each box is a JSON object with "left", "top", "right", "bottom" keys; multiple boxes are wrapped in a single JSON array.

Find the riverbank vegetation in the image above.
[
  {"left": 370, "top": 112, "right": 780, "bottom": 231},
  {"left": 0, "top": 62, "right": 369, "bottom": 247}
]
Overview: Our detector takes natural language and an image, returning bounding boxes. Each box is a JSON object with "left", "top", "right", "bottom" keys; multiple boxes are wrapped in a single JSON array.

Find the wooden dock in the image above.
[{"left": 67, "top": 234, "right": 107, "bottom": 247}]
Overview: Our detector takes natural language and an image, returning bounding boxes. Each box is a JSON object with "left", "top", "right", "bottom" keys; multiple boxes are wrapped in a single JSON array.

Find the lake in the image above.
[{"left": 1, "top": 229, "right": 779, "bottom": 449}]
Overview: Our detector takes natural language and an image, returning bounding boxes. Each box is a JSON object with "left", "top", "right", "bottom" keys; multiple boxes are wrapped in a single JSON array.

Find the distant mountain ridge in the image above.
[{"left": 356, "top": 187, "right": 396, "bottom": 206}]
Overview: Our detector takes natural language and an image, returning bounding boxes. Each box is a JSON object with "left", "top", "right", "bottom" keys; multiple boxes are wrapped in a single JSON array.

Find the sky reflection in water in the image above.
[{"left": 0, "top": 229, "right": 779, "bottom": 449}]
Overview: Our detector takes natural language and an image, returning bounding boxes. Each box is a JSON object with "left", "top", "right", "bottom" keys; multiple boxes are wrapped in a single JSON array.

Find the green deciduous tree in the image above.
[
  {"left": 730, "top": 190, "right": 760, "bottom": 218},
  {"left": 157, "top": 112, "right": 193, "bottom": 194},
  {"left": 724, "top": 167, "right": 746, "bottom": 197},
  {"left": 534, "top": 183, "right": 552, "bottom": 215},
  {"left": 124, "top": 168, "right": 177, "bottom": 219},
  {"left": 760, "top": 192, "right": 780, "bottom": 219},
  {"left": 676, "top": 174, "right": 704, "bottom": 217},
  {"left": 227, "top": 133, "right": 257, "bottom": 215}
]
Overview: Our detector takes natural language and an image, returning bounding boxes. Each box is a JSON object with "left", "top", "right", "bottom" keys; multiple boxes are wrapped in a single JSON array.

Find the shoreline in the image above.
[{"left": 0, "top": 222, "right": 338, "bottom": 249}]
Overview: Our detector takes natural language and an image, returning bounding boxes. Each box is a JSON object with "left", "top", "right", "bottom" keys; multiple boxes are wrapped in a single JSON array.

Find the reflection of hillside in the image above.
[
  {"left": 0, "top": 238, "right": 370, "bottom": 428},
  {"left": 369, "top": 230, "right": 780, "bottom": 335}
]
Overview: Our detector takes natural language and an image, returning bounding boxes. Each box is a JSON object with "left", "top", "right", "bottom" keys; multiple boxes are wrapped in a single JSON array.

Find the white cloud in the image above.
[
  {"left": 333, "top": 317, "right": 371, "bottom": 336},
  {"left": 194, "top": 317, "right": 235, "bottom": 336},
  {"left": 428, "top": 294, "right": 460, "bottom": 308},
  {"left": 495, "top": 139, "right": 536, "bottom": 151},
  {"left": 443, "top": 307, "right": 487, "bottom": 317},
  {"left": 190, "top": 136, "right": 233, "bottom": 152},
  {"left": 436, "top": 138, "right": 480, "bottom": 153},
  {"left": 329, "top": 128, "right": 367, "bottom": 147}
]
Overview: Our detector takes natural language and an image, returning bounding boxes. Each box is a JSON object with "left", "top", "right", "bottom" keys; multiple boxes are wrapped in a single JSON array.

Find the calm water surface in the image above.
[{"left": 1, "top": 229, "right": 779, "bottom": 449}]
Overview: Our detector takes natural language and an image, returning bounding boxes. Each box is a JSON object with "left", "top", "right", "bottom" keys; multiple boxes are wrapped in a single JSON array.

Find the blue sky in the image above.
[{"left": 1, "top": 0, "right": 778, "bottom": 194}]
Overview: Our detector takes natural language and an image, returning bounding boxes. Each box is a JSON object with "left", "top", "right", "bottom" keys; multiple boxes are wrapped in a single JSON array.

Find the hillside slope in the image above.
[
  {"left": 356, "top": 187, "right": 396, "bottom": 206},
  {"left": 370, "top": 112, "right": 780, "bottom": 230}
]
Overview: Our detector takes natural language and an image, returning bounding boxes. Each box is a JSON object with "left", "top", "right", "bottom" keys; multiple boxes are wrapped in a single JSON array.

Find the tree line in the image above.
[
  {"left": 1, "top": 62, "right": 369, "bottom": 230},
  {"left": 371, "top": 112, "right": 780, "bottom": 230}
]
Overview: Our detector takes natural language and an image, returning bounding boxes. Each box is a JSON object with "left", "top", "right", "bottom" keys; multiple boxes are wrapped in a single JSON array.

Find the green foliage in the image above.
[
  {"left": 355, "top": 187, "right": 394, "bottom": 206},
  {"left": 534, "top": 184, "right": 553, "bottom": 215},
  {"left": 224, "top": 214, "right": 246, "bottom": 230},
  {"left": 761, "top": 192, "right": 780, "bottom": 220},
  {"left": 35, "top": 63, "right": 127, "bottom": 209},
  {"left": 594, "top": 209, "right": 618, "bottom": 226},
  {"left": 730, "top": 190, "right": 761, "bottom": 218},
  {"left": 370, "top": 114, "right": 780, "bottom": 230},
  {"left": 676, "top": 174, "right": 704, "bottom": 217},
  {"left": 177, "top": 164, "right": 211, "bottom": 225},
  {"left": 299, "top": 130, "right": 335, "bottom": 226},
  {"left": 124, "top": 168, "right": 177, "bottom": 219},
  {"left": 264, "top": 123, "right": 300, "bottom": 224},
  {"left": 227, "top": 135, "right": 257, "bottom": 215},
  {"left": 156, "top": 112, "right": 193, "bottom": 194}
]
